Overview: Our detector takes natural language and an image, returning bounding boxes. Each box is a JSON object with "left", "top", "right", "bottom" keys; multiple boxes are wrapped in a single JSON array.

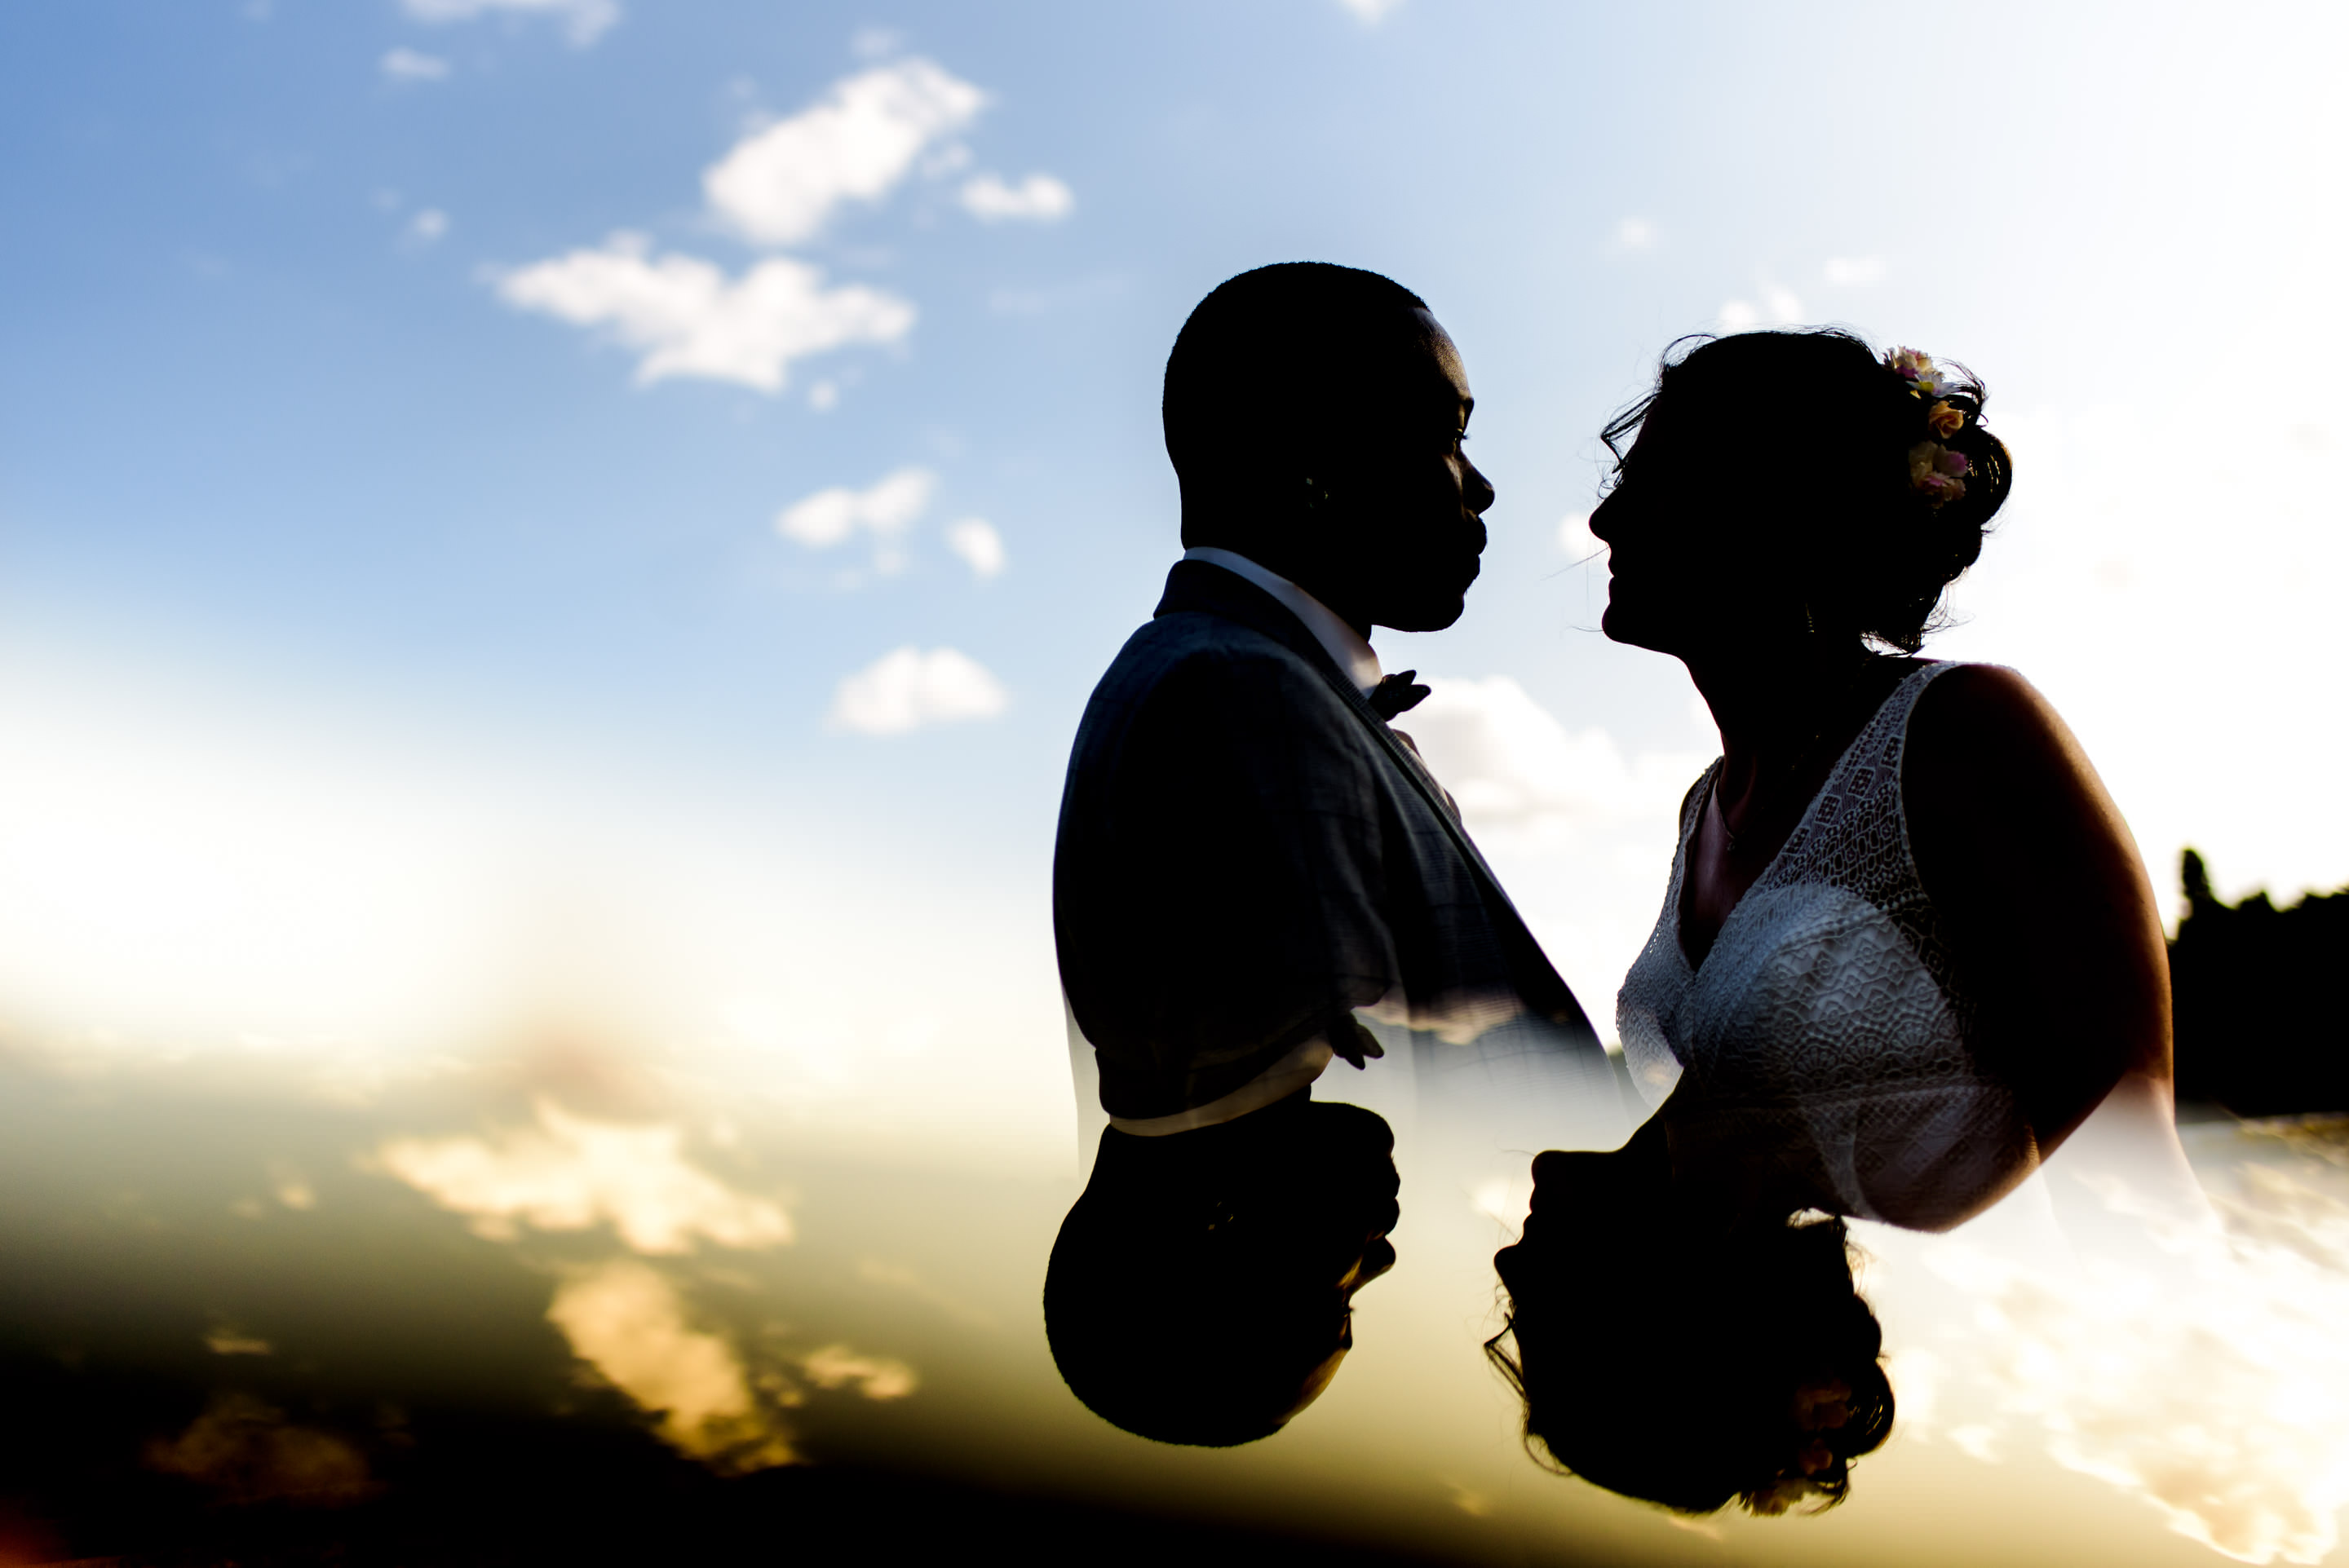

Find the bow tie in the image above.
[{"left": 1366, "top": 669, "right": 1431, "bottom": 720}]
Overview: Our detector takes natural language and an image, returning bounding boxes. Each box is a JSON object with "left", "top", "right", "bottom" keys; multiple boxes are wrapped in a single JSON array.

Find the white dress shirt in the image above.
[{"left": 1181, "top": 546, "right": 1383, "bottom": 696}]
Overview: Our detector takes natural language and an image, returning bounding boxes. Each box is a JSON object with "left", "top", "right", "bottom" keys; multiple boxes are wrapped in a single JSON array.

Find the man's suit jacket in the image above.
[{"left": 1054, "top": 559, "right": 1613, "bottom": 1122}]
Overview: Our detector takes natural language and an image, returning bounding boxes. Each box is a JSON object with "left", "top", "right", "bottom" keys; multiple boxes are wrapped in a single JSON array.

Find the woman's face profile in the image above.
[{"left": 1588, "top": 397, "right": 1785, "bottom": 657}]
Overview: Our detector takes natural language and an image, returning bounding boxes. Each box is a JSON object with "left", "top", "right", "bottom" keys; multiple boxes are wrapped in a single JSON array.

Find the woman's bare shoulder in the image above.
[
  {"left": 1908, "top": 663, "right": 2090, "bottom": 790},
  {"left": 1905, "top": 660, "right": 2138, "bottom": 896},
  {"left": 1916, "top": 661, "right": 2059, "bottom": 729}
]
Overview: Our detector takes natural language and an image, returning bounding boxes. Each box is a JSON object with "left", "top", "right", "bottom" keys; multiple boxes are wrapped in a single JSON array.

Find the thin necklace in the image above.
[{"left": 1714, "top": 656, "right": 1873, "bottom": 855}]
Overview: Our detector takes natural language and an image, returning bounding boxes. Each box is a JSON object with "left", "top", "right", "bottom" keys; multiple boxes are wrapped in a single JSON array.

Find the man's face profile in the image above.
[
  {"left": 1315, "top": 308, "right": 1493, "bottom": 634},
  {"left": 1166, "top": 267, "right": 1494, "bottom": 636}
]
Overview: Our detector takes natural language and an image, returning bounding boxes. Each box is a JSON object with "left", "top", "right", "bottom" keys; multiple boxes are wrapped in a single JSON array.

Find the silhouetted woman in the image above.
[
  {"left": 1588, "top": 329, "right": 2179, "bottom": 1232},
  {"left": 1489, "top": 1121, "right": 1894, "bottom": 1514},
  {"left": 1497, "top": 334, "right": 2205, "bottom": 1509}
]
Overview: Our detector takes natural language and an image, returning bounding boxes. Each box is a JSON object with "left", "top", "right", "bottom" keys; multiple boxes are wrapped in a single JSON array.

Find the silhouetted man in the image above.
[
  {"left": 1043, "top": 263, "right": 1618, "bottom": 1444},
  {"left": 1055, "top": 261, "right": 1612, "bottom": 1136}
]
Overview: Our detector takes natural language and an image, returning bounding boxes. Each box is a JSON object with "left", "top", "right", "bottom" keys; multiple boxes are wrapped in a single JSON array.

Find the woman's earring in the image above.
[{"left": 1801, "top": 599, "right": 1816, "bottom": 636}]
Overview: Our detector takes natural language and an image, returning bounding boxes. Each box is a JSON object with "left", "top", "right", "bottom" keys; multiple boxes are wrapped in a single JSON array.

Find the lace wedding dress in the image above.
[{"left": 1617, "top": 662, "right": 2034, "bottom": 1230}]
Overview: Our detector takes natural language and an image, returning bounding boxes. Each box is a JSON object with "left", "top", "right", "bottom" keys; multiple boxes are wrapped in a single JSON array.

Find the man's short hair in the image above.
[
  {"left": 1042, "top": 1097, "right": 1396, "bottom": 1447},
  {"left": 1161, "top": 262, "right": 1430, "bottom": 484}
]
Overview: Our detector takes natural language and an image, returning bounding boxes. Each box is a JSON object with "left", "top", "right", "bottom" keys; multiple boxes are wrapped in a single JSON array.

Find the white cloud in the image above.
[
  {"left": 495, "top": 232, "right": 914, "bottom": 392},
  {"left": 703, "top": 60, "right": 987, "bottom": 247},
  {"left": 401, "top": 0, "right": 618, "bottom": 47},
  {"left": 826, "top": 647, "right": 1008, "bottom": 736},
  {"left": 1336, "top": 0, "right": 1405, "bottom": 21},
  {"left": 944, "top": 517, "right": 1005, "bottom": 579},
  {"left": 775, "top": 468, "right": 935, "bottom": 577},
  {"left": 959, "top": 172, "right": 1074, "bottom": 223},
  {"left": 1928, "top": 400, "right": 2349, "bottom": 915},
  {"left": 1613, "top": 216, "right": 1655, "bottom": 250},
  {"left": 1825, "top": 254, "right": 1886, "bottom": 285},
  {"left": 375, "top": 1098, "right": 794, "bottom": 1253},
  {"left": 1558, "top": 511, "right": 1601, "bottom": 562},
  {"left": 408, "top": 209, "right": 449, "bottom": 243},
  {"left": 380, "top": 46, "right": 451, "bottom": 82},
  {"left": 1402, "top": 676, "right": 1705, "bottom": 845},
  {"left": 921, "top": 140, "right": 974, "bottom": 179},
  {"left": 1376, "top": 675, "right": 1712, "bottom": 1018},
  {"left": 807, "top": 379, "right": 838, "bottom": 412},
  {"left": 1718, "top": 281, "right": 1803, "bottom": 332},
  {"left": 849, "top": 26, "right": 903, "bottom": 61}
]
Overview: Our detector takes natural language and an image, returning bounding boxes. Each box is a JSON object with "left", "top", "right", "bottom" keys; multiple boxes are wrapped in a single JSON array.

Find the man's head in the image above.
[
  {"left": 1043, "top": 1096, "right": 1399, "bottom": 1447},
  {"left": 1163, "top": 263, "right": 1493, "bottom": 634}
]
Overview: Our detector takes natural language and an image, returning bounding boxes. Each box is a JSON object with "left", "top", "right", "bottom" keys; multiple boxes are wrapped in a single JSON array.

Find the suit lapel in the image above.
[{"left": 1154, "top": 562, "right": 1581, "bottom": 1023}]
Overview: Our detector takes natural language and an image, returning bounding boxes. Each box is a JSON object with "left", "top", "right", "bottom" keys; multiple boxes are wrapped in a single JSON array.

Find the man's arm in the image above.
[{"left": 1055, "top": 641, "right": 1400, "bottom": 1111}]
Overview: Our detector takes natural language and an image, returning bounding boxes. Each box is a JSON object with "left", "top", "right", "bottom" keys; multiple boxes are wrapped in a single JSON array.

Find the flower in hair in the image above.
[
  {"left": 1926, "top": 399, "right": 1966, "bottom": 439},
  {"left": 1907, "top": 440, "right": 1971, "bottom": 506},
  {"left": 1884, "top": 346, "right": 1946, "bottom": 398}
]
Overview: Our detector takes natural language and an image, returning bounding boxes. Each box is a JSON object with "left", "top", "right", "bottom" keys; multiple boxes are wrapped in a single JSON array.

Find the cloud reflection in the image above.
[
  {"left": 375, "top": 1100, "right": 791, "bottom": 1253},
  {"left": 799, "top": 1343, "right": 917, "bottom": 1401},
  {"left": 544, "top": 1261, "right": 918, "bottom": 1473},
  {"left": 546, "top": 1260, "right": 798, "bottom": 1473},
  {"left": 1902, "top": 1146, "right": 2349, "bottom": 1565},
  {"left": 145, "top": 1393, "right": 374, "bottom": 1504}
]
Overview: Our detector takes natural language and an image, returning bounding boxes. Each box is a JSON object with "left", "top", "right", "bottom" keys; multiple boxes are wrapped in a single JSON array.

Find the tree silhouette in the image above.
[{"left": 2170, "top": 849, "right": 2349, "bottom": 1115}]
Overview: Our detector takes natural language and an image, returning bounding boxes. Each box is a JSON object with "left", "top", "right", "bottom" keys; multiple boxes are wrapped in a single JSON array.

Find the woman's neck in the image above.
[{"left": 1684, "top": 635, "right": 1871, "bottom": 797}]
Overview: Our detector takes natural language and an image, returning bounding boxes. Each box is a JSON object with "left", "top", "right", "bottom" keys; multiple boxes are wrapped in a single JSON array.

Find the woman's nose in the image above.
[{"left": 1587, "top": 492, "right": 1621, "bottom": 543}]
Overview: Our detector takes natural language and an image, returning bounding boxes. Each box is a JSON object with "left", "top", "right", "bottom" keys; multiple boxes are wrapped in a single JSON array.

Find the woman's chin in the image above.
[{"left": 1599, "top": 598, "right": 1686, "bottom": 656}]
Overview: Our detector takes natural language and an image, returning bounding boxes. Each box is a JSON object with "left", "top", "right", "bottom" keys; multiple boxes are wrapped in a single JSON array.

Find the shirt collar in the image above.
[{"left": 1180, "top": 547, "right": 1382, "bottom": 696}]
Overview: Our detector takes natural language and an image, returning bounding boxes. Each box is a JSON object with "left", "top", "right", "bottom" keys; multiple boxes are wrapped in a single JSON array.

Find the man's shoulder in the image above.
[
  {"left": 1093, "top": 609, "right": 1347, "bottom": 713},
  {"left": 1060, "top": 609, "right": 1372, "bottom": 797}
]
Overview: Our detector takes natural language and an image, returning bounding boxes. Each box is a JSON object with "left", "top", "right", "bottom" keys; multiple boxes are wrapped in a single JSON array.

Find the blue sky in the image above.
[{"left": 4, "top": 1, "right": 2345, "bottom": 1153}]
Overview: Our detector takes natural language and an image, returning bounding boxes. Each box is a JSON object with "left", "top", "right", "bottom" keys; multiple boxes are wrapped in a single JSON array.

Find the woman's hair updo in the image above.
[
  {"left": 1602, "top": 329, "right": 2014, "bottom": 653},
  {"left": 1489, "top": 1210, "right": 1895, "bottom": 1517}
]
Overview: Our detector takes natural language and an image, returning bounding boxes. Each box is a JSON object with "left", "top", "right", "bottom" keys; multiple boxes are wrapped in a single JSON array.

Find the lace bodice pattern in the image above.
[{"left": 1617, "top": 662, "right": 2032, "bottom": 1229}]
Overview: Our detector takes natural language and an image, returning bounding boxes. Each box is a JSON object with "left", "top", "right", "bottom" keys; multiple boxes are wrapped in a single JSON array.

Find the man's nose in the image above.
[{"left": 1466, "top": 460, "right": 1496, "bottom": 515}]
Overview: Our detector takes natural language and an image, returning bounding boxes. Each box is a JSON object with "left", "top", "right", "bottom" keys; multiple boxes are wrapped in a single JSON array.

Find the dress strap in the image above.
[{"left": 1770, "top": 660, "right": 1964, "bottom": 882}]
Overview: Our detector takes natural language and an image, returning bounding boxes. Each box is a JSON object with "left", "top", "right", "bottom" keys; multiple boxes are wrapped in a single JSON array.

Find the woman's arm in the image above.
[{"left": 1903, "top": 665, "right": 2172, "bottom": 1159}]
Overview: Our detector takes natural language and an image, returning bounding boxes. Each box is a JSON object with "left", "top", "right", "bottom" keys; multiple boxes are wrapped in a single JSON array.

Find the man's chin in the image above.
[
  {"left": 1379, "top": 603, "right": 1466, "bottom": 634},
  {"left": 1374, "top": 573, "right": 1478, "bottom": 634}
]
